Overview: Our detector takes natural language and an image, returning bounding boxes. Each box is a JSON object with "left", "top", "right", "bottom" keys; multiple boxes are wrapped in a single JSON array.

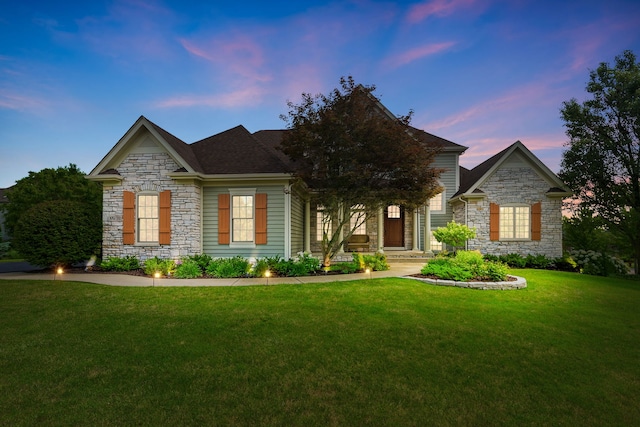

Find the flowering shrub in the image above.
[{"left": 569, "top": 250, "right": 628, "bottom": 276}]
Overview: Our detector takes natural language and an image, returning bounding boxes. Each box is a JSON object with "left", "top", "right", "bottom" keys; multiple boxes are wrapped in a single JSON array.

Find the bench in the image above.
[{"left": 346, "top": 234, "right": 370, "bottom": 252}]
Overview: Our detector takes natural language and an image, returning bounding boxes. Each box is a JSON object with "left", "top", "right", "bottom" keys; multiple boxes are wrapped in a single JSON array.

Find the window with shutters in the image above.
[
  {"left": 123, "top": 190, "right": 171, "bottom": 245},
  {"left": 499, "top": 205, "right": 530, "bottom": 239},
  {"left": 232, "top": 195, "right": 254, "bottom": 242},
  {"left": 219, "top": 189, "right": 267, "bottom": 247},
  {"left": 138, "top": 194, "right": 159, "bottom": 243}
]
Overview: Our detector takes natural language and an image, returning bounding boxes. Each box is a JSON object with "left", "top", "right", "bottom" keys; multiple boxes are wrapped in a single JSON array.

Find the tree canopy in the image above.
[
  {"left": 559, "top": 50, "right": 640, "bottom": 272},
  {"left": 280, "top": 77, "right": 443, "bottom": 265},
  {"left": 1, "top": 163, "right": 102, "bottom": 236}
]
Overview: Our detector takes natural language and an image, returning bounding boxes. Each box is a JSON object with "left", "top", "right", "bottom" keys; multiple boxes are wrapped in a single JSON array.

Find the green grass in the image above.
[{"left": 1, "top": 270, "right": 638, "bottom": 426}]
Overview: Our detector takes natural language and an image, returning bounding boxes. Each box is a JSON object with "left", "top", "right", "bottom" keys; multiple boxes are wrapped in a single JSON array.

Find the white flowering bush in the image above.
[{"left": 569, "top": 250, "right": 628, "bottom": 276}]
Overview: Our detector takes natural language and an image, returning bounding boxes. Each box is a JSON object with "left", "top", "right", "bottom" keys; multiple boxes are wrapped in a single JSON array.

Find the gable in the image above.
[
  {"left": 453, "top": 141, "right": 571, "bottom": 199},
  {"left": 88, "top": 116, "right": 197, "bottom": 182}
]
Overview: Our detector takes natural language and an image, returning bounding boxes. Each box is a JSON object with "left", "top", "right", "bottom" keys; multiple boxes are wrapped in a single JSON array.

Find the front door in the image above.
[{"left": 384, "top": 205, "right": 404, "bottom": 247}]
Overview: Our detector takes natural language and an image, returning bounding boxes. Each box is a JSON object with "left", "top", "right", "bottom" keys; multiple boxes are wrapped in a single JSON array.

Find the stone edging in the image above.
[{"left": 408, "top": 275, "right": 527, "bottom": 290}]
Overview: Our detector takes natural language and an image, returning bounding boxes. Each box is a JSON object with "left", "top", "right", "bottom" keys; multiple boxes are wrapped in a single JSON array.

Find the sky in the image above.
[{"left": 1, "top": 0, "right": 639, "bottom": 188}]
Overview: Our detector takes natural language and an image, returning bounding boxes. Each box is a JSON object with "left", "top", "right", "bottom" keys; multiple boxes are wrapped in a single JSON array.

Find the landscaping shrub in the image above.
[
  {"left": 100, "top": 256, "right": 140, "bottom": 271},
  {"left": 187, "top": 254, "right": 213, "bottom": 272},
  {"left": 251, "top": 258, "right": 270, "bottom": 278},
  {"left": 499, "top": 253, "right": 527, "bottom": 268},
  {"left": 570, "top": 250, "right": 628, "bottom": 276},
  {"left": 12, "top": 200, "right": 101, "bottom": 268},
  {"left": 422, "top": 250, "right": 508, "bottom": 282},
  {"left": 525, "top": 254, "right": 554, "bottom": 269},
  {"left": 352, "top": 252, "right": 390, "bottom": 271},
  {"left": 174, "top": 258, "right": 204, "bottom": 279},
  {"left": 332, "top": 262, "right": 359, "bottom": 274},
  {"left": 554, "top": 254, "right": 579, "bottom": 272},
  {"left": 143, "top": 257, "right": 176, "bottom": 277},
  {"left": 206, "top": 256, "right": 250, "bottom": 278}
]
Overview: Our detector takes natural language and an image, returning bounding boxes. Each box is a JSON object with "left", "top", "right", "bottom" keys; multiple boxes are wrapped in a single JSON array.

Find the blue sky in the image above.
[{"left": 1, "top": 0, "right": 639, "bottom": 188}]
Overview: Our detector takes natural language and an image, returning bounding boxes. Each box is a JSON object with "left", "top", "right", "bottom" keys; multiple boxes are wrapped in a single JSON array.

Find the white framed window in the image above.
[
  {"left": 232, "top": 195, "right": 254, "bottom": 242},
  {"left": 388, "top": 205, "right": 401, "bottom": 218},
  {"left": 430, "top": 231, "right": 443, "bottom": 251},
  {"left": 430, "top": 191, "right": 444, "bottom": 212},
  {"left": 350, "top": 205, "right": 366, "bottom": 235},
  {"left": 500, "top": 205, "right": 530, "bottom": 239},
  {"left": 317, "top": 205, "right": 332, "bottom": 241},
  {"left": 137, "top": 193, "right": 159, "bottom": 243}
]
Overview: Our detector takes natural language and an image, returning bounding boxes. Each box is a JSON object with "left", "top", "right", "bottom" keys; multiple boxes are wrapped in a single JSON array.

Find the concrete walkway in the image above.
[{"left": 0, "top": 263, "right": 423, "bottom": 287}]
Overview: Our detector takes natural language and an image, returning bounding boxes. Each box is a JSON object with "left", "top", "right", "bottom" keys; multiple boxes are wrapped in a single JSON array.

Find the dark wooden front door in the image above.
[{"left": 384, "top": 205, "right": 404, "bottom": 247}]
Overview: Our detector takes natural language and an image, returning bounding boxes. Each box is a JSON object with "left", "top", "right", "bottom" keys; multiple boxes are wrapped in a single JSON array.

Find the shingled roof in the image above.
[
  {"left": 191, "top": 125, "right": 291, "bottom": 174},
  {"left": 453, "top": 141, "right": 570, "bottom": 198}
]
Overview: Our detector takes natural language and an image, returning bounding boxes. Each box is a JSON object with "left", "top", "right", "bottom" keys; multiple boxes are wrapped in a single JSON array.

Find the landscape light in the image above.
[
  {"left": 153, "top": 271, "right": 161, "bottom": 287},
  {"left": 265, "top": 270, "right": 271, "bottom": 285}
]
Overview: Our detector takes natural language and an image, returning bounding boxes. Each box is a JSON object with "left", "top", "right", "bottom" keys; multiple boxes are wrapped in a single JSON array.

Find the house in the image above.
[{"left": 87, "top": 108, "right": 571, "bottom": 262}]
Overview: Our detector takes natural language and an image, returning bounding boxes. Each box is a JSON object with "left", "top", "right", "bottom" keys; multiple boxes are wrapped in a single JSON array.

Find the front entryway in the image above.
[{"left": 384, "top": 205, "right": 404, "bottom": 248}]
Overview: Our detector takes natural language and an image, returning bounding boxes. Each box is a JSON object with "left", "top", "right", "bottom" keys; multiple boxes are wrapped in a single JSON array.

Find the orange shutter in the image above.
[
  {"left": 218, "top": 194, "right": 230, "bottom": 244},
  {"left": 489, "top": 203, "right": 500, "bottom": 241},
  {"left": 531, "top": 202, "right": 542, "bottom": 241},
  {"left": 159, "top": 190, "right": 171, "bottom": 245},
  {"left": 123, "top": 191, "right": 135, "bottom": 245},
  {"left": 255, "top": 193, "right": 267, "bottom": 245}
]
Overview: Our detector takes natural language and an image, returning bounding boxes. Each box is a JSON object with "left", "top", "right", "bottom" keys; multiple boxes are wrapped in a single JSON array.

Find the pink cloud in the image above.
[
  {"left": 0, "top": 90, "right": 49, "bottom": 112},
  {"left": 407, "top": 0, "right": 477, "bottom": 23},
  {"left": 384, "top": 41, "right": 456, "bottom": 68},
  {"left": 179, "top": 35, "right": 272, "bottom": 83},
  {"left": 154, "top": 86, "right": 267, "bottom": 109}
]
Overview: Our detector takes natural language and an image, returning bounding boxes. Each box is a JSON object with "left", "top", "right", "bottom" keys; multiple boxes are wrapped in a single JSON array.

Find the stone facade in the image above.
[
  {"left": 454, "top": 167, "right": 563, "bottom": 258},
  {"left": 102, "top": 152, "right": 201, "bottom": 261}
]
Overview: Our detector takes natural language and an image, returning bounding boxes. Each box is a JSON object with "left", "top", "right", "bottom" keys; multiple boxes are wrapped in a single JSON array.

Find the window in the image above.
[
  {"left": 430, "top": 231, "right": 443, "bottom": 251},
  {"left": 350, "top": 205, "right": 366, "bottom": 235},
  {"left": 388, "top": 205, "right": 401, "bottom": 219},
  {"left": 500, "top": 206, "right": 530, "bottom": 239},
  {"left": 232, "top": 195, "right": 254, "bottom": 242},
  {"left": 138, "top": 194, "right": 159, "bottom": 242},
  {"left": 218, "top": 191, "right": 267, "bottom": 245},
  {"left": 430, "top": 192, "right": 443, "bottom": 212},
  {"left": 317, "top": 205, "right": 331, "bottom": 241}
]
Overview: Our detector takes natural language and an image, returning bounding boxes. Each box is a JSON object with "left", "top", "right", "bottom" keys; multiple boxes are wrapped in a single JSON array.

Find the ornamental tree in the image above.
[
  {"left": 559, "top": 50, "right": 640, "bottom": 274},
  {"left": 433, "top": 221, "right": 476, "bottom": 252},
  {"left": 280, "top": 76, "right": 443, "bottom": 266}
]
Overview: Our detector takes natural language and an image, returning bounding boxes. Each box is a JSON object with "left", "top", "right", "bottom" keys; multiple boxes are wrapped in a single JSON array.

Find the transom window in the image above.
[
  {"left": 387, "top": 205, "right": 401, "bottom": 219},
  {"left": 138, "top": 194, "right": 159, "bottom": 242},
  {"left": 500, "top": 206, "right": 530, "bottom": 239},
  {"left": 232, "top": 195, "right": 254, "bottom": 242}
]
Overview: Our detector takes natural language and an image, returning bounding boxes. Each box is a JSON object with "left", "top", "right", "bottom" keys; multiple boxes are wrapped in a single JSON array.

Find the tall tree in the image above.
[
  {"left": 280, "top": 76, "right": 443, "bottom": 266},
  {"left": 560, "top": 50, "right": 640, "bottom": 273},
  {"left": 1, "top": 163, "right": 102, "bottom": 236}
]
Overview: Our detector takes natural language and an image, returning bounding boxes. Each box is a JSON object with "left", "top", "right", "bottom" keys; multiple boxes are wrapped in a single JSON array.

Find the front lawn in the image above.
[{"left": 0, "top": 270, "right": 638, "bottom": 426}]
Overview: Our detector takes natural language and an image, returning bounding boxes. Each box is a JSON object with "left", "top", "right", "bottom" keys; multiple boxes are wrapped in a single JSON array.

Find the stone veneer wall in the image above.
[
  {"left": 102, "top": 152, "right": 201, "bottom": 261},
  {"left": 460, "top": 167, "right": 563, "bottom": 258}
]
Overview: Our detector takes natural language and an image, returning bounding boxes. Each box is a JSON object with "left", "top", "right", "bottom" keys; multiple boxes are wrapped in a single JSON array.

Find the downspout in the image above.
[{"left": 460, "top": 197, "right": 468, "bottom": 251}]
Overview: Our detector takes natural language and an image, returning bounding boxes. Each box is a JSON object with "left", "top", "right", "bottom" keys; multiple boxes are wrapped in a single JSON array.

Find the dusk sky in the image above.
[{"left": 1, "top": 0, "right": 639, "bottom": 188}]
